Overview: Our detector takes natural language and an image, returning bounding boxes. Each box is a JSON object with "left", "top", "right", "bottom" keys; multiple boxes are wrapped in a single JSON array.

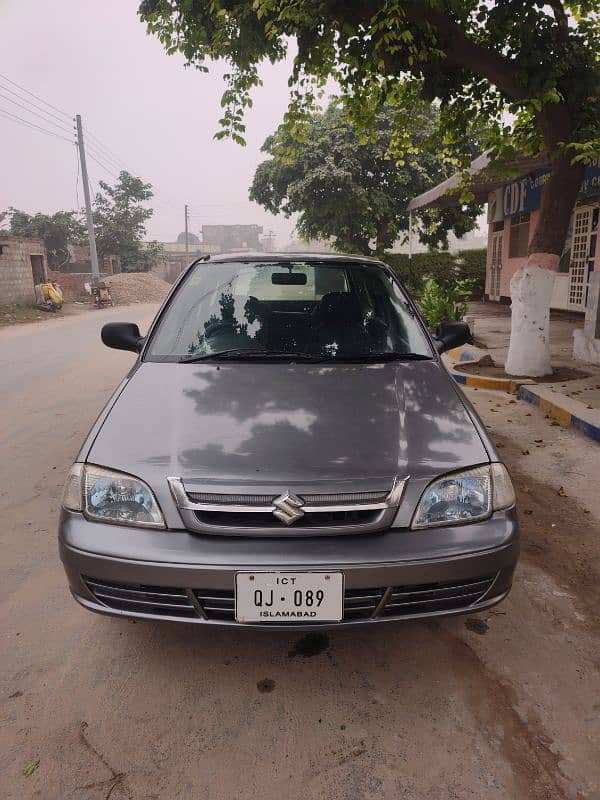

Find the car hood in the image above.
[{"left": 87, "top": 361, "right": 489, "bottom": 491}]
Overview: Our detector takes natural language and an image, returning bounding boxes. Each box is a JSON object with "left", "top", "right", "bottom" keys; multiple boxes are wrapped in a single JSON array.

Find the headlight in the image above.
[
  {"left": 411, "top": 463, "right": 515, "bottom": 529},
  {"left": 62, "top": 463, "right": 165, "bottom": 529}
]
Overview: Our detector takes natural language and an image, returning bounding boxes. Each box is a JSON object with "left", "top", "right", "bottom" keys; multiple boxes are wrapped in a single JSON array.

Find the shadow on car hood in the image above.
[{"left": 87, "top": 361, "right": 488, "bottom": 486}]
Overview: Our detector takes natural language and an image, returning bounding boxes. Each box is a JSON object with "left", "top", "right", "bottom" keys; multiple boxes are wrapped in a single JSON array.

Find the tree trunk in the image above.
[
  {"left": 374, "top": 219, "right": 390, "bottom": 257},
  {"left": 505, "top": 154, "right": 585, "bottom": 376}
]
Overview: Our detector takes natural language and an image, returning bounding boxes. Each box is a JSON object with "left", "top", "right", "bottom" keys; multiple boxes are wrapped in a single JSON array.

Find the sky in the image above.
[{"left": 0, "top": 0, "right": 299, "bottom": 247}]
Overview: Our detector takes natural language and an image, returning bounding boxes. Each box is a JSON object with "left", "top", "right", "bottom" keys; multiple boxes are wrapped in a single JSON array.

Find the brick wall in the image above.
[
  {"left": 0, "top": 235, "right": 48, "bottom": 304},
  {"left": 151, "top": 256, "right": 191, "bottom": 284},
  {"left": 46, "top": 270, "right": 108, "bottom": 302}
]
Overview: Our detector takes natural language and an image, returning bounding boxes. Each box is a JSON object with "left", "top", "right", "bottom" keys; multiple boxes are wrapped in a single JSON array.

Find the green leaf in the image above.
[{"left": 23, "top": 760, "right": 39, "bottom": 778}]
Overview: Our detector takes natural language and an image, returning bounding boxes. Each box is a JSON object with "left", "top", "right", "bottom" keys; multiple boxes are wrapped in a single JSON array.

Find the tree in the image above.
[
  {"left": 5, "top": 208, "right": 86, "bottom": 267},
  {"left": 93, "top": 171, "right": 155, "bottom": 271},
  {"left": 138, "top": 0, "right": 599, "bottom": 376},
  {"left": 250, "top": 102, "right": 481, "bottom": 256}
]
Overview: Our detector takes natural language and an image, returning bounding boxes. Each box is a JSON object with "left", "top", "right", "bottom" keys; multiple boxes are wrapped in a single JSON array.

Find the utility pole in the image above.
[
  {"left": 184, "top": 204, "right": 189, "bottom": 254},
  {"left": 75, "top": 114, "right": 100, "bottom": 282}
]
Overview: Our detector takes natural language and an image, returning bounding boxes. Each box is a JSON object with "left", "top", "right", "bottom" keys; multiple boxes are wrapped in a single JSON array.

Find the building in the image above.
[
  {"left": 201, "top": 224, "right": 263, "bottom": 253},
  {"left": 146, "top": 241, "right": 219, "bottom": 284},
  {"left": 409, "top": 153, "right": 600, "bottom": 313},
  {"left": 0, "top": 234, "right": 48, "bottom": 304}
]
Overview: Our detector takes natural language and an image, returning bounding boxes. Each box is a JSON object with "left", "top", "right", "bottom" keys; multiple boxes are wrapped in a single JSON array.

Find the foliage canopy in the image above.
[
  {"left": 4, "top": 208, "right": 86, "bottom": 267},
  {"left": 140, "top": 0, "right": 599, "bottom": 258},
  {"left": 93, "top": 171, "right": 157, "bottom": 271},
  {"left": 138, "top": 0, "right": 599, "bottom": 166},
  {"left": 250, "top": 102, "right": 482, "bottom": 255}
]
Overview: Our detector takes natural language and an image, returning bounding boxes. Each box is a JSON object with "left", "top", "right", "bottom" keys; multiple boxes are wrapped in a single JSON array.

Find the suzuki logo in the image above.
[{"left": 272, "top": 492, "right": 305, "bottom": 526}]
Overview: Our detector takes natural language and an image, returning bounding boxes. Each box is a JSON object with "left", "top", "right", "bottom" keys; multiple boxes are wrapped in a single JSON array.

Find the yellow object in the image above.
[
  {"left": 41, "top": 282, "right": 63, "bottom": 309},
  {"left": 98, "top": 285, "right": 111, "bottom": 303}
]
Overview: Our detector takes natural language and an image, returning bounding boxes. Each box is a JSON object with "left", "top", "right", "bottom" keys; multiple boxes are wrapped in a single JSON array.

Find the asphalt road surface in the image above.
[{"left": 1, "top": 306, "right": 599, "bottom": 800}]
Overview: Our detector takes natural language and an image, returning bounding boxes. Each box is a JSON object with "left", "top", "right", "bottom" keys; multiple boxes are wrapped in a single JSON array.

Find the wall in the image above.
[
  {"left": 485, "top": 210, "right": 539, "bottom": 299},
  {"left": 485, "top": 203, "right": 600, "bottom": 310},
  {"left": 0, "top": 235, "right": 47, "bottom": 304},
  {"left": 46, "top": 270, "right": 108, "bottom": 301},
  {"left": 59, "top": 256, "right": 116, "bottom": 275},
  {"left": 201, "top": 224, "right": 263, "bottom": 252},
  {"left": 152, "top": 256, "right": 192, "bottom": 284}
]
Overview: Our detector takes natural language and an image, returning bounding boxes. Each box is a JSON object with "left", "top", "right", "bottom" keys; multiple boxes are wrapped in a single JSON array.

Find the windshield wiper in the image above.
[
  {"left": 326, "top": 352, "right": 433, "bottom": 362},
  {"left": 179, "top": 349, "right": 324, "bottom": 363}
]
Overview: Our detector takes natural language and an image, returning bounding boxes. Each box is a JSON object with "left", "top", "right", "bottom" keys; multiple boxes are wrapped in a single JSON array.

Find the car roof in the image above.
[{"left": 203, "top": 251, "right": 386, "bottom": 266}]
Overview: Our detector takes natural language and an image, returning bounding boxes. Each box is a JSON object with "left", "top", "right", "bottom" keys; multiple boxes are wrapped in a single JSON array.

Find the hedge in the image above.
[{"left": 385, "top": 248, "right": 486, "bottom": 300}]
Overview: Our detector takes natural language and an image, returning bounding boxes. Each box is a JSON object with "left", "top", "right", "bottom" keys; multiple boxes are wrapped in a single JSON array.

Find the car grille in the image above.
[
  {"left": 83, "top": 578, "right": 198, "bottom": 618},
  {"left": 187, "top": 491, "right": 389, "bottom": 507},
  {"left": 379, "top": 576, "right": 497, "bottom": 617},
  {"left": 169, "top": 477, "right": 404, "bottom": 536},
  {"left": 83, "top": 574, "right": 496, "bottom": 623},
  {"left": 194, "top": 509, "right": 381, "bottom": 528}
]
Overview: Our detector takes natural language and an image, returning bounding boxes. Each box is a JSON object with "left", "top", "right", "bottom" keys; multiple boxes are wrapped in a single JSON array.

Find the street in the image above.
[{"left": 1, "top": 307, "right": 599, "bottom": 800}]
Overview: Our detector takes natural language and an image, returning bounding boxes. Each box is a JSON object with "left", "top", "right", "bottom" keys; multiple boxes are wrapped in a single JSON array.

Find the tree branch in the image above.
[
  {"left": 420, "top": 8, "right": 528, "bottom": 101},
  {"left": 548, "top": 0, "right": 570, "bottom": 45}
]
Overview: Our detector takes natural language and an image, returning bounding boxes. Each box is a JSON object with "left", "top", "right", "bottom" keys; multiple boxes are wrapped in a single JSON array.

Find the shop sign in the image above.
[{"left": 487, "top": 159, "right": 600, "bottom": 223}]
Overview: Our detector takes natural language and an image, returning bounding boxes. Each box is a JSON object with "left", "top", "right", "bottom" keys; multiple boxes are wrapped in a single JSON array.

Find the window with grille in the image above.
[
  {"left": 568, "top": 207, "right": 594, "bottom": 308},
  {"left": 508, "top": 213, "right": 530, "bottom": 258}
]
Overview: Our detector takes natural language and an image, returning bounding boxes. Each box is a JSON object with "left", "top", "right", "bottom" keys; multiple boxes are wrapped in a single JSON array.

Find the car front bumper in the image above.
[{"left": 59, "top": 508, "right": 519, "bottom": 628}]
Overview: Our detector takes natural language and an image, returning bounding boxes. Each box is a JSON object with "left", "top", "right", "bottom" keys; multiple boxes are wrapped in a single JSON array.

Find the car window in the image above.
[{"left": 146, "top": 260, "right": 432, "bottom": 360}]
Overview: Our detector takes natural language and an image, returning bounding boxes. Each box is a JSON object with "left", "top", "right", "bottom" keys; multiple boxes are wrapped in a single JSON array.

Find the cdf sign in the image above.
[
  {"left": 503, "top": 179, "right": 529, "bottom": 217},
  {"left": 487, "top": 168, "right": 553, "bottom": 222}
]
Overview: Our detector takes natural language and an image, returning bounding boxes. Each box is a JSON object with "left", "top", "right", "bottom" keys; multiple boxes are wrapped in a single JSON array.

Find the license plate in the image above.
[{"left": 235, "top": 572, "right": 343, "bottom": 623}]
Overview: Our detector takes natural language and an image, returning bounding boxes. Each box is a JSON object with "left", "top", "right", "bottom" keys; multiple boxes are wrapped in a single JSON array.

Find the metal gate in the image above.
[
  {"left": 568, "top": 206, "right": 594, "bottom": 310},
  {"left": 489, "top": 230, "right": 503, "bottom": 301}
]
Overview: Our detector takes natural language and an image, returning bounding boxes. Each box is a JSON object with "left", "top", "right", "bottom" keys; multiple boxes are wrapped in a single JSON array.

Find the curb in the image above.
[
  {"left": 444, "top": 346, "right": 534, "bottom": 394},
  {"left": 517, "top": 385, "right": 600, "bottom": 443},
  {"left": 450, "top": 369, "right": 531, "bottom": 394},
  {"left": 445, "top": 345, "right": 600, "bottom": 443}
]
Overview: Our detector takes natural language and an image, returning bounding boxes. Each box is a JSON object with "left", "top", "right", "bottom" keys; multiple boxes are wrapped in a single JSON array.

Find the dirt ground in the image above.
[
  {"left": 1, "top": 306, "right": 599, "bottom": 800},
  {"left": 0, "top": 302, "right": 91, "bottom": 328}
]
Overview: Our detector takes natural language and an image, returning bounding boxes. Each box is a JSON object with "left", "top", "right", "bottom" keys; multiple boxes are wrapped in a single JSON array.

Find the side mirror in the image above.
[
  {"left": 434, "top": 321, "right": 471, "bottom": 354},
  {"left": 101, "top": 322, "right": 144, "bottom": 353}
]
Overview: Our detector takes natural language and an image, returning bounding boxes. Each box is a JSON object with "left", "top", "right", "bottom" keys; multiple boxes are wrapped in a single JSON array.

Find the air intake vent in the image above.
[{"left": 83, "top": 574, "right": 496, "bottom": 623}]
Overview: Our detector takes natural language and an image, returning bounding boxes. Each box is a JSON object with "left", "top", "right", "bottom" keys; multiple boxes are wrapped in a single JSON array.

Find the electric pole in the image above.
[
  {"left": 184, "top": 204, "right": 190, "bottom": 254},
  {"left": 75, "top": 114, "right": 100, "bottom": 281}
]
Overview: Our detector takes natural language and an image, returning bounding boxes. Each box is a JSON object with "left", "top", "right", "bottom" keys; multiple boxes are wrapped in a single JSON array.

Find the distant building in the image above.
[
  {"left": 202, "top": 224, "right": 263, "bottom": 253},
  {"left": 176, "top": 231, "right": 200, "bottom": 245},
  {"left": 63, "top": 243, "right": 117, "bottom": 275},
  {"left": 145, "top": 240, "right": 218, "bottom": 284}
]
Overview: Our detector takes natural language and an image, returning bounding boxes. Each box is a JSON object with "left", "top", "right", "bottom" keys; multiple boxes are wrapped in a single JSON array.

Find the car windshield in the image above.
[{"left": 146, "top": 260, "right": 433, "bottom": 361}]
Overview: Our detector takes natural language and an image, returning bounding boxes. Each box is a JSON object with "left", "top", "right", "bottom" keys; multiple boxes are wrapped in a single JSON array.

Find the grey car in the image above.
[{"left": 59, "top": 253, "right": 518, "bottom": 627}]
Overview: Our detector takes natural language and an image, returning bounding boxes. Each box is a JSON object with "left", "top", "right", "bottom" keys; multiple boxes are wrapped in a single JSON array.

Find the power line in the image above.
[
  {"left": 0, "top": 71, "right": 124, "bottom": 171},
  {"left": 85, "top": 130, "right": 128, "bottom": 171},
  {"left": 0, "top": 91, "right": 73, "bottom": 136},
  {"left": 0, "top": 71, "right": 181, "bottom": 223},
  {"left": 84, "top": 141, "right": 124, "bottom": 173},
  {"left": 0, "top": 71, "right": 71, "bottom": 119},
  {"left": 0, "top": 107, "right": 74, "bottom": 143},
  {"left": 0, "top": 81, "right": 73, "bottom": 129},
  {"left": 86, "top": 151, "right": 120, "bottom": 180}
]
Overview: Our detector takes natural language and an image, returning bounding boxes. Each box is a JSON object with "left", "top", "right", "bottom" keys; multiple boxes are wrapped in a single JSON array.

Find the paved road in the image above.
[{"left": 1, "top": 308, "right": 599, "bottom": 800}]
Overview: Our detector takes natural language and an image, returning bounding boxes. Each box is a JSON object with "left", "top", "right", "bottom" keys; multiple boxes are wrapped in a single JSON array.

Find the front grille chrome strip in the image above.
[
  {"left": 168, "top": 476, "right": 407, "bottom": 536},
  {"left": 168, "top": 476, "right": 406, "bottom": 514}
]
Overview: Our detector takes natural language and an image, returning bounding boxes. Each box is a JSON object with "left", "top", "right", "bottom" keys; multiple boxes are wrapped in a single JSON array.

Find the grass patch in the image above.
[{"left": 0, "top": 304, "right": 52, "bottom": 327}]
